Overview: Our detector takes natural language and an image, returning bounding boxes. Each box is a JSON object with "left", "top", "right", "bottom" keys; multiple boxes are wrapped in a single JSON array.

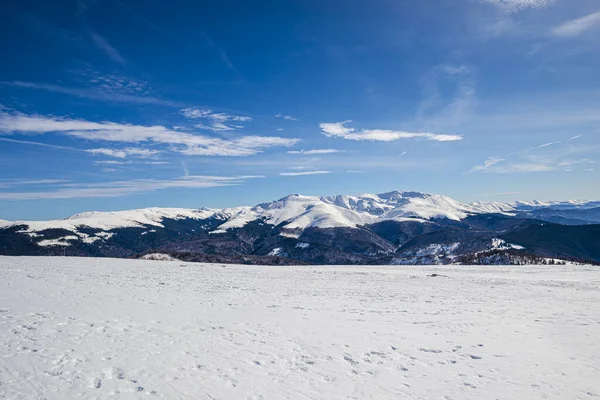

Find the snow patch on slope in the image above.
[
  {"left": 5, "top": 208, "right": 220, "bottom": 234},
  {"left": 38, "top": 236, "right": 80, "bottom": 247}
]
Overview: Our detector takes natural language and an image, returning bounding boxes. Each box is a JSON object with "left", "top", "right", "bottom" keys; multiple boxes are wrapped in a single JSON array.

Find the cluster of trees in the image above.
[{"left": 457, "top": 249, "right": 597, "bottom": 266}]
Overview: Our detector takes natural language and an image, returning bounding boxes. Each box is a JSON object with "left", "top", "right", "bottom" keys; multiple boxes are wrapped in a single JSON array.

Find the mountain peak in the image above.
[{"left": 377, "top": 190, "right": 429, "bottom": 200}]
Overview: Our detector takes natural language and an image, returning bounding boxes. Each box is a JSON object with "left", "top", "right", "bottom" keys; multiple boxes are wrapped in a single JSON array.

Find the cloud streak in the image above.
[
  {"left": 483, "top": 0, "right": 555, "bottom": 12},
  {"left": 0, "top": 137, "right": 81, "bottom": 152},
  {"left": 468, "top": 135, "right": 593, "bottom": 174},
  {"left": 287, "top": 149, "right": 342, "bottom": 155},
  {"left": 4, "top": 81, "right": 185, "bottom": 107},
  {"left": 320, "top": 121, "right": 462, "bottom": 142},
  {"left": 90, "top": 32, "right": 126, "bottom": 64},
  {"left": 275, "top": 113, "right": 299, "bottom": 121},
  {"left": 201, "top": 32, "right": 238, "bottom": 73},
  {"left": 181, "top": 108, "right": 251, "bottom": 131},
  {"left": 553, "top": 11, "right": 600, "bottom": 37},
  {"left": 0, "top": 112, "right": 300, "bottom": 157},
  {"left": 0, "top": 179, "right": 70, "bottom": 189},
  {"left": 93, "top": 160, "right": 169, "bottom": 165},
  {"left": 279, "top": 171, "right": 331, "bottom": 176},
  {"left": 0, "top": 175, "right": 263, "bottom": 200},
  {"left": 180, "top": 108, "right": 251, "bottom": 122},
  {"left": 86, "top": 147, "right": 160, "bottom": 159}
]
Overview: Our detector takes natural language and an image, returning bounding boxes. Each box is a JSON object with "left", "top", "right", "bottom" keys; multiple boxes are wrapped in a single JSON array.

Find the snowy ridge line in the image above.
[{"left": 1, "top": 191, "right": 599, "bottom": 237}]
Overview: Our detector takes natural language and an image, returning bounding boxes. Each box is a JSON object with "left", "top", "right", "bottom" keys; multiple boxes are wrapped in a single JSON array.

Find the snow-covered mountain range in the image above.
[
  {"left": 4, "top": 190, "right": 598, "bottom": 234},
  {"left": 1, "top": 191, "right": 599, "bottom": 265}
]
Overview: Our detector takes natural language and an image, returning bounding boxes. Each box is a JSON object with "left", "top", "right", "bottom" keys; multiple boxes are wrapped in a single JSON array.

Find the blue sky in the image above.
[{"left": 1, "top": 0, "right": 599, "bottom": 220}]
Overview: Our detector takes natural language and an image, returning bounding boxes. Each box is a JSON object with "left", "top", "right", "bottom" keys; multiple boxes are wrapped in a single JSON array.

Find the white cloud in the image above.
[
  {"left": 467, "top": 157, "right": 506, "bottom": 173},
  {"left": 279, "top": 171, "right": 331, "bottom": 176},
  {"left": 90, "top": 32, "right": 126, "bottom": 64},
  {"left": 181, "top": 108, "right": 251, "bottom": 122},
  {"left": 86, "top": 148, "right": 159, "bottom": 159},
  {"left": 553, "top": 11, "right": 600, "bottom": 37},
  {"left": 0, "top": 112, "right": 300, "bottom": 157},
  {"left": 287, "top": 149, "right": 342, "bottom": 155},
  {"left": 86, "top": 148, "right": 128, "bottom": 158},
  {"left": 94, "top": 160, "right": 129, "bottom": 165},
  {"left": 275, "top": 113, "right": 299, "bottom": 121},
  {"left": 195, "top": 122, "right": 243, "bottom": 132},
  {"left": 483, "top": 0, "right": 555, "bottom": 12},
  {"left": 123, "top": 148, "right": 160, "bottom": 157},
  {"left": 94, "top": 160, "right": 170, "bottom": 166},
  {"left": 484, "top": 162, "right": 557, "bottom": 173},
  {"left": 319, "top": 121, "right": 462, "bottom": 142},
  {"left": 181, "top": 108, "right": 252, "bottom": 131},
  {"left": 0, "top": 175, "right": 263, "bottom": 200}
]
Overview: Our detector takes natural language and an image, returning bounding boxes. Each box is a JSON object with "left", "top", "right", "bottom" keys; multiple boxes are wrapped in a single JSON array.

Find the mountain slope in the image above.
[{"left": 1, "top": 190, "right": 599, "bottom": 265}]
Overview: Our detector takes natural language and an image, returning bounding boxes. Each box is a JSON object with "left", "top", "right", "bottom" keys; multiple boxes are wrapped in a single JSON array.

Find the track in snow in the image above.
[{"left": 1, "top": 257, "right": 599, "bottom": 399}]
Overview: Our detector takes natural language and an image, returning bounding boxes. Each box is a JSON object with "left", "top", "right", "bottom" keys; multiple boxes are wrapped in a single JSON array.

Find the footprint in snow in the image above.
[{"left": 419, "top": 348, "right": 442, "bottom": 354}]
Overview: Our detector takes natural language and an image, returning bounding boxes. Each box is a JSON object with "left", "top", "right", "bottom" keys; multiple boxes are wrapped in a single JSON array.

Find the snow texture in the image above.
[{"left": 1, "top": 256, "right": 599, "bottom": 399}]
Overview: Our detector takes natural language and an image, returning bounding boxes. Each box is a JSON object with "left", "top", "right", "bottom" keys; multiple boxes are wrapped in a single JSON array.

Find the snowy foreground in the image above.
[{"left": 1, "top": 257, "right": 599, "bottom": 400}]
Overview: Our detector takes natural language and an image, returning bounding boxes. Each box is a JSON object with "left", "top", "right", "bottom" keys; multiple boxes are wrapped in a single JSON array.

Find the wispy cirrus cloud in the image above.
[
  {"left": 275, "top": 113, "right": 298, "bottom": 121},
  {"left": 0, "top": 112, "right": 300, "bottom": 157},
  {"left": 468, "top": 157, "right": 506, "bottom": 173},
  {"left": 0, "top": 137, "right": 169, "bottom": 165},
  {"left": 93, "top": 160, "right": 170, "bottom": 165},
  {"left": 194, "top": 123, "right": 244, "bottom": 132},
  {"left": 416, "top": 64, "right": 476, "bottom": 132},
  {"left": 0, "top": 175, "right": 263, "bottom": 200},
  {"left": 78, "top": 71, "right": 156, "bottom": 97},
  {"left": 320, "top": 121, "right": 462, "bottom": 142},
  {"left": 552, "top": 11, "right": 600, "bottom": 37},
  {"left": 3, "top": 81, "right": 185, "bottom": 107},
  {"left": 90, "top": 32, "right": 126, "bottom": 64},
  {"left": 0, "top": 179, "right": 70, "bottom": 189},
  {"left": 201, "top": 32, "right": 238, "bottom": 73},
  {"left": 279, "top": 170, "right": 331, "bottom": 176},
  {"left": 181, "top": 108, "right": 252, "bottom": 131},
  {"left": 86, "top": 147, "right": 160, "bottom": 159},
  {"left": 0, "top": 137, "right": 80, "bottom": 152},
  {"left": 287, "top": 149, "right": 342, "bottom": 155},
  {"left": 467, "top": 134, "right": 595, "bottom": 173},
  {"left": 181, "top": 108, "right": 251, "bottom": 122},
  {"left": 482, "top": 0, "right": 555, "bottom": 12},
  {"left": 471, "top": 161, "right": 559, "bottom": 173}
]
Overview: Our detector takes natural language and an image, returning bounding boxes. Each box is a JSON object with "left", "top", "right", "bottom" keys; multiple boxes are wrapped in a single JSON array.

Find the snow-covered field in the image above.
[{"left": 1, "top": 257, "right": 599, "bottom": 399}]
